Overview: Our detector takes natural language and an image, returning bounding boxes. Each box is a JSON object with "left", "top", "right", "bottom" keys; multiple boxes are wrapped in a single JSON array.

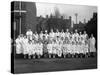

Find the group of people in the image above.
[{"left": 15, "top": 29, "right": 96, "bottom": 59}]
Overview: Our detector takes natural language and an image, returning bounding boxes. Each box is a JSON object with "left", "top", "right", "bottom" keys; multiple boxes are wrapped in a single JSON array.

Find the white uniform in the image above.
[
  {"left": 60, "top": 32, "right": 65, "bottom": 40},
  {"left": 39, "top": 43, "right": 43, "bottom": 55},
  {"left": 15, "top": 38, "right": 22, "bottom": 54},
  {"left": 49, "top": 32, "right": 55, "bottom": 38},
  {"left": 32, "top": 43, "right": 35, "bottom": 55},
  {"left": 20, "top": 37, "right": 25, "bottom": 54},
  {"left": 72, "top": 44, "right": 76, "bottom": 54},
  {"left": 83, "top": 34, "right": 87, "bottom": 41},
  {"left": 35, "top": 43, "right": 39, "bottom": 55},
  {"left": 28, "top": 42, "right": 33, "bottom": 55},
  {"left": 39, "top": 33, "right": 43, "bottom": 40},
  {"left": 62, "top": 44, "right": 67, "bottom": 55},
  {"left": 74, "top": 33, "right": 79, "bottom": 42},
  {"left": 76, "top": 44, "right": 80, "bottom": 54},
  {"left": 65, "top": 32, "right": 70, "bottom": 39},
  {"left": 89, "top": 37, "right": 96, "bottom": 52},
  {"left": 34, "top": 34, "right": 38, "bottom": 41},
  {"left": 44, "top": 33, "right": 49, "bottom": 40},
  {"left": 37, "top": 43, "right": 41, "bottom": 55},
  {"left": 26, "top": 30, "right": 33, "bottom": 40},
  {"left": 83, "top": 44, "right": 88, "bottom": 54},
  {"left": 58, "top": 44, "right": 62, "bottom": 57},
  {"left": 67, "top": 44, "right": 71, "bottom": 54},
  {"left": 31, "top": 40, "right": 35, "bottom": 55},
  {"left": 47, "top": 43, "right": 52, "bottom": 54},
  {"left": 71, "top": 34, "right": 75, "bottom": 43},
  {"left": 23, "top": 38, "right": 28, "bottom": 55},
  {"left": 52, "top": 43, "right": 57, "bottom": 54},
  {"left": 55, "top": 32, "right": 60, "bottom": 37},
  {"left": 78, "top": 44, "right": 82, "bottom": 54}
]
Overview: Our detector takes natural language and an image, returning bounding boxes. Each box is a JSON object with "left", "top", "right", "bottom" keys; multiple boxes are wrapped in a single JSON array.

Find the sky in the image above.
[{"left": 36, "top": 2, "right": 97, "bottom": 23}]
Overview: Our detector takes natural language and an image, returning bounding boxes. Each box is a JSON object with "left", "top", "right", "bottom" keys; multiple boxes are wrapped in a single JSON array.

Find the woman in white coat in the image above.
[{"left": 89, "top": 34, "right": 96, "bottom": 57}]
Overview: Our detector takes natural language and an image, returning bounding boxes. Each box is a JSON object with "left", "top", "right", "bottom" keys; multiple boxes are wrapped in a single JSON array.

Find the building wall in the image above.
[
  {"left": 11, "top": 1, "right": 37, "bottom": 38},
  {"left": 25, "top": 2, "right": 37, "bottom": 32}
]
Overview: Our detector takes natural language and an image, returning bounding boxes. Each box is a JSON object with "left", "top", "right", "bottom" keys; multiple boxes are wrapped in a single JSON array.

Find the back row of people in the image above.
[{"left": 26, "top": 29, "right": 88, "bottom": 43}]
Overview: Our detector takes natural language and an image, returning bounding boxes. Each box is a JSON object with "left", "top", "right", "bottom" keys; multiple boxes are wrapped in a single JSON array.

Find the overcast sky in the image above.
[{"left": 36, "top": 2, "right": 97, "bottom": 23}]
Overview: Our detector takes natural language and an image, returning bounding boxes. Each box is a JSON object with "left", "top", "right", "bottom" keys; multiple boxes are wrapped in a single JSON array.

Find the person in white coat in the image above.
[
  {"left": 39, "top": 31, "right": 44, "bottom": 41},
  {"left": 34, "top": 32, "right": 39, "bottom": 42},
  {"left": 15, "top": 36, "right": 22, "bottom": 54},
  {"left": 26, "top": 29, "right": 33, "bottom": 41},
  {"left": 60, "top": 29, "right": 65, "bottom": 41},
  {"left": 74, "top": 29, "right": 79, "bottom": 43},
  {"left": 89, "top": 34, "right": 96, "bottom": 56},
  {"left": 44, "top": 30, "right": 49, "bottom": 41},
  {"left": 49, "top": 29, "right": 55, "bottom": 42}
]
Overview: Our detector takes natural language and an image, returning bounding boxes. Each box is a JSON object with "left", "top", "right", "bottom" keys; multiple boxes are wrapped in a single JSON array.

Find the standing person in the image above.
[
  {"left": 44, "top": 30, "right": 49, "bottom": 41},
  {"left": 60, "top": 29, "right": 65, "bottom": 42},
  {"left": 55, "top": 29, "right": 60, "bottom": 39},
  {"left": 39, "top": 31, "right": 44, "bottom": 42},
  {"left": 61, "top": 29, "right": 65, "bottom": 38},
  {"left": 26, "top": 29, "right": 33, "bottom": 41},
  {"left": 15, "top": 35, "right": 22, "bottom": 54},
  {"left": 56, "top": 36, "right": 61, "bottom": 58},
  {"left": 81, "top": 36, "right": 85, "bottom": 57},
  {"left": 34, "top": 31, "right": 39, "bottom": 42},
  {"left": 65, "top": 29, "right": 70, "bottom": 41},
  {"left": 84, "top": 40, "right": 89, "bottom": 58},
  {"left": 83, "top": 31, "right": 88, "bottom": 42},
  {"left": 42, "top": 30, "right": 48, "bottom": 58},
  {"left": 74, "top": 29, "right": 79, "bottom": 44},
  {"left": 49, "top": 29, "right": 55, "bottom": 42},
  {"left": 74, "top": 30, "right": 79, "bottom": 58},
  {"left": 70, "top": 32, "right": 74, "bottom": 43},
  {"left": 89, "top": 34, "right": 96, "bottom": 57},
  {"left": 78, "top": 32, "right": 83, "bottom": 58}
]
